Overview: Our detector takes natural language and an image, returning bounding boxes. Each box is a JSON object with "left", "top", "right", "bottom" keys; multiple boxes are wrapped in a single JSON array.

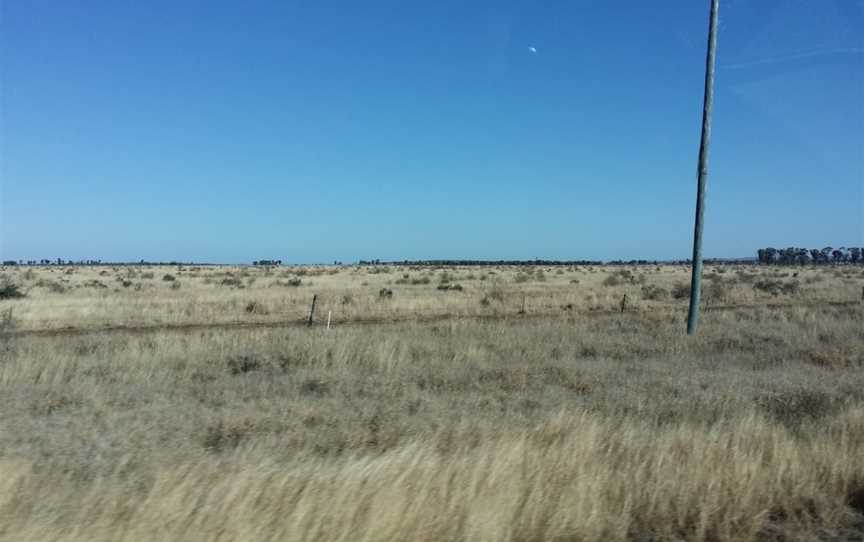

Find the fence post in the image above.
[
  {"left": 307, "top": 294, "right": 318, "bottom": 326},
  {"left": 620, "top": 294, "right": 627, "bottom": 313},
  {"left": 327, "top": 310, "right": 332, "bottom": 330}
]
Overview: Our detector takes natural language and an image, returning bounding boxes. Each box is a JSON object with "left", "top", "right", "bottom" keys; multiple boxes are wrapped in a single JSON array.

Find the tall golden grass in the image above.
[{"left": 0, "top": 264, "right": 862, "bottom": 540}]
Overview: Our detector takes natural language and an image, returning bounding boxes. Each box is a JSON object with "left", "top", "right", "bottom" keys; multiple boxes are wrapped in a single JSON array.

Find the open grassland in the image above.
[{"left": 1, "top": 264, "right": 863, "bottom": 541}]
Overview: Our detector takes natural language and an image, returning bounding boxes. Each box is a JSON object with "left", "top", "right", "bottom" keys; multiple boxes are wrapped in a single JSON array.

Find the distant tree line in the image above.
[
  {"left": 361, "top": 259, "right": 606, "bottom": 267},
  {"left": 1, "top": 259, "right": 214, "bottom": 266},
  {"left": 357, "top": 258, "right": 758, "bottom": 267},
  {"left": 3, "top": 259, "right": 104, "bottom": 266},
  {"left": 756, "top": 247, "right": 863, "bottom": 265},
  {"left": 252, "top": 260, "right": 282, "bottom": 266}
]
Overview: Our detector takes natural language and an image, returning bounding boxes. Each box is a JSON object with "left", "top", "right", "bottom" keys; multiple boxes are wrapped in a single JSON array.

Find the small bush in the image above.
[
  {"left": 221, "top": 277, "right": 244, "bottom": 288},
  {"left": 753, "top": 279, "right": 799, "bottom": 296},
  {"left": 603, "top": 270, "right": 638, "bottom": 287},
  {"left": 756, "top": 388, "right": 839, "bottom": 429},
  {"left": 299, "top": 378, "right": 330, "bottom": 396},
  {"left": 781, "top": 280, "right": 801, "bottom": 295},
  {"left": 602, "top": 275, "right": 623, "bottom": 287},
  {"left": 437, "top": 283, "right": 463, "bottom": 292},
  {"left": 340, "top": 294, "right": 354, "bottom": 305},
  {"left": 122, "top": 280, "right": 133, "bottom": 288},
  {"left": 641, "top": 285, "right": 669, "bottom": 301},
  {"left": 271, "top": 278, "right": 302, "bottom": 288},
  {"left": 483, "top": 288, "right": 505, "bottom": 303},
  {"left": 671, "top": 282, "right": 690, "bottom": 300},
  {"left": 0, "top": 307, "right": 15, "bottom": 334},
  {"left": 83, "top": 280, "right": 108, "bottom": 289},
  {"left": 140, "top": 272, "right": 155, "bottom": 279},
  {"left": 736, "top": 271, "right": 758, "bottom": 284},
  {"left": 0, "top": 278, "right": 25, "bottom": 300},
  {"left": 753, "top": 279, "right": 781, "bottom": 296},
  {"left": 35, "top": 279, "right": 65, "bottom": 293},
  {"left": 514, "top": 273, "right": 531, "bottom": 284},
  {"left": 379, "top": 288, "right": 393, "bottom": 299},
  {"left": 244, "top": 301, "right": 269, "bottom": 315},
  {"left": 703, "top": 279, "right": 729, "bottom": 303},
  {"left": 227, "top": 355, "right": 262, "bottom": 375},
  {"left": 480, "top": 288, "right": 504, "bottom": 305},
  {"left": 162, "top": 274, "right": 176, "bottom": 281}
]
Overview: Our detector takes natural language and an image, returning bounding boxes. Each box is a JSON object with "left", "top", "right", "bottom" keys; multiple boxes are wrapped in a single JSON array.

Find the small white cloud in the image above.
[{"left": 528, "top": 46, "right": 537, "bottom": 53}]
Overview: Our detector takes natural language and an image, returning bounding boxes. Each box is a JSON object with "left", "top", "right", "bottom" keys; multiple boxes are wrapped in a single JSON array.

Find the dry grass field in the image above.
[{"left": 1, "top": 263, "right": 863, "bottom": 541}]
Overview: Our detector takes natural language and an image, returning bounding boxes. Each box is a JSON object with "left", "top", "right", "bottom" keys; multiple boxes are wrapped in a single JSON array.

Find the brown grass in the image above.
[{"left": 0, "top": 264, "right": 862, "bottom": 541}]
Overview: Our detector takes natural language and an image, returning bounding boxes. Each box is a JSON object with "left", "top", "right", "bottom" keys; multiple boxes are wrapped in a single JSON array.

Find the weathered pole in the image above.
[{"left": 687, "top": 0, "right": 720, "bottom": 335}]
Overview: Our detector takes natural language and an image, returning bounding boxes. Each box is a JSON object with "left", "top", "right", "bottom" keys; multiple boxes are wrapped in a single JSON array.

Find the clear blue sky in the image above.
[{"left": 1, "top": 1, "right": 862, "bottom": 263}]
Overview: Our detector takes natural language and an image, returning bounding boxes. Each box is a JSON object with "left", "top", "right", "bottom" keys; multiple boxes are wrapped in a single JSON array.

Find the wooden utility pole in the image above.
[{"left": 687, "top": 0, "right": 720, "bottom": 335}]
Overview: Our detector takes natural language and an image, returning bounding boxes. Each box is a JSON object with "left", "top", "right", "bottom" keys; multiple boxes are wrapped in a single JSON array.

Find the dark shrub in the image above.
[
  {"left": 756, "top": 388, "right": 839, "bottom": 429},
  {"left": 244, "top": 301, "right": 268, "bottom": 315},
  {"left": 379, "top": 288, "right": 393, "bottom": 299},
  {"left": 300, "top": 378, "right": 330, "bottom": 396},
  {"left": 437, "top": 284, "right": 463, "bottom": 292},
  {"left": 780, "top": 280, "right": 800, "bottom": 295},
  {"left": 0, "top": 279, "right": 24, "bottom": 300},
  {"left": 671, "top": 282, "right": 690, "bottom": 299},
  {"left": 271, "top": 278, "right": 302, "bottom": 287},
  {"left": 221, "top": 277, "right": 244, "bottom": 288},
  {"left": 641, "top": 285, "right": 669, "bottom": 301},
  {"left": 83, "top": 280, "right": 108, "bottom": 289},
  {"left": 162, "top": 274, "right": 176, "bottom": 281},
  {"left": 753, "top": 279, "right": 798, "bottom": 296},
  {"left": 602, "top": 275, "right": 623, "bottom": 287},
  {"left": 227, "top": 355, "right": 262, "bottom": 375}
]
